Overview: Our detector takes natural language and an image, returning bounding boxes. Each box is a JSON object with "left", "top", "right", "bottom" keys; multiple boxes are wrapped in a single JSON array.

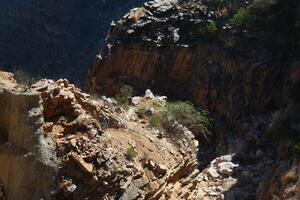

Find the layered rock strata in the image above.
[{"left": 88, "top": 0, "right": 300, "bottom": 128}]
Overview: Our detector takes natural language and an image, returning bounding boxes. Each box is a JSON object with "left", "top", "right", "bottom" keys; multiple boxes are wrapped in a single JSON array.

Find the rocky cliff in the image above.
[
  {"left": 0, "top": 72, "right": 58, "bottom": 200},
  {"left": 0, "top": 0, "right": 300, "bottom": 199},
  {"left": 86, "top": 0, "right": 300, "bottom": 199},
  {"left": 87, "top": 0, "right": 300, "bottom": 127}
]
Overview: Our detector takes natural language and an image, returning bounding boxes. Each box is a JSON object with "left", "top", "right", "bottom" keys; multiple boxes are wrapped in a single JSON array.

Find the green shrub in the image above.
[
  {"left": 206, "top": 21, "right": 218, "bottom": 34},
  {"left": 149, "top": 113, "right": 162, "bottom": 128},
  {"left": 136, "top": 107, "right": 148, "bottom": 118},
  {"left": 111, "top": 164, "right": 120, "bottom": 175},
  {"left": 125, "top": 147, "right": 138, "bottom": 161},
  {"left": 115, "top": 85, "right": 134, "bottom": 110},
  {"left": 163, "top": 101, "right": 212, "bottom": 139},
  {"left": 231, "top": 8, "right": 253, "bottom": 26}
]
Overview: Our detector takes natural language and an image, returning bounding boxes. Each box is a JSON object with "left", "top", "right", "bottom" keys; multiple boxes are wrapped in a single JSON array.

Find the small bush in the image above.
[
  {"left": 149, "top": 114, "right": 162, "bottom": 128},
  {"left": 206, "top": 21, "right": 218, "bottom": 34},
  {"left": 163, "top": 101, "right": 212, "bottom": 139},
  {"left": 111, "top": 164, "right": 120, "bottom": 175},
  {"left": 231, "top": 8, "right": 253, "bottom": 26},
  {"left": 115, "top": 85, "right": 134, "bottom": 110},
  {"left": 125, "top": 147, "right": 138, "bottom": 161},
  {"left": 136, "top": 107, "right": 148, "bottom": 118}
]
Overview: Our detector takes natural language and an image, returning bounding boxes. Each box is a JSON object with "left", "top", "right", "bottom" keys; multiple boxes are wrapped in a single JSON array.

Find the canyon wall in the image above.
[
  {"left": 88, "top": 0, "right": 300, "bottom": 127},
  {"left": 0, "top": 0, "right": 147, "bottom": 81},
  {"left": 87, "top": 1, "right": 300, "bottom": 199}
]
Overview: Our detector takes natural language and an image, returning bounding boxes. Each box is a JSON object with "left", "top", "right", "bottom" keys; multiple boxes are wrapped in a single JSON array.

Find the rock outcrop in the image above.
[
  {"left": 86, "top": 0, "right": 300, "bottom": 199},
  {"left": 0, "top": 73, "right": 58, "bottom": 200},
  {"left": 0, "top": 72, "right": 205, "bottom": 200},
  {"left": 88, "top": 0, "right": 300, "bottom": 128}
]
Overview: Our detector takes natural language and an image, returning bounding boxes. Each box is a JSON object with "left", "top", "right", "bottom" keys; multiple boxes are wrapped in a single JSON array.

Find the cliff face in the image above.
[
  {"left": 0, "top": 73, "right": 58, "bottom": 200},
  {"left": 86, "top": 0, "right": 300, "bottom": 199},
  {"left": 0, "top": 0, "right": 147, "bottom": 81},
  {"left": 88, "top": 0, "right": 300, "bottom": 127}
]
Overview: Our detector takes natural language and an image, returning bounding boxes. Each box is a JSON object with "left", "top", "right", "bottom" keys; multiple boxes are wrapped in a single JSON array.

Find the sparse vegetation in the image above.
[
  {"left": 125, "top": 147, "right": 138, "bottom": 161},
  {"left": 149, "top": 113, "right": 162, "bottom": 128},
  {"left": 136, "top": 107, "right": 148, "bottom": 118},
  {"left": 115, "top": 85, "right": 134, "bottom": 110},
  {"left": 206, "top": 21, "right": 218, "bottom": 34},
  {"left": 111, "top": 164, "right": 120, "bottom": 176},
  {"left": 231, "top": 8, "right": 253, "bottom": 26},
  {"left": 163, "top": 101, "right": 212, "bottom": 139}
]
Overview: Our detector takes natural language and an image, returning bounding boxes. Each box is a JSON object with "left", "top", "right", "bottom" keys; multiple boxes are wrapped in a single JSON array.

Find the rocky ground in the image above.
[
  {"left": 2, "top": 71, "right": 298, "bottom": 200},
  {"left": 0, "top": 72, "right": 221, "bottom": 199}
]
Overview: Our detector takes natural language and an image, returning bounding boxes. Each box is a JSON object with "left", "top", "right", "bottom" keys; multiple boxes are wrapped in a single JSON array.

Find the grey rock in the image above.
[{"left": 144, "top": 89, "right": 155, "bottom": 99}]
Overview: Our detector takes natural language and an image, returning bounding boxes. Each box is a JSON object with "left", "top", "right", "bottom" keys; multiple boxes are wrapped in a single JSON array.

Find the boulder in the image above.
[
  {"left": 206, "top": 167, "right": 219, "bottom": 179},
  {"left": 144, "top": 89, "right": 155, "bottom": 99},
  {"left": 156, "top": 164, "right": 168, "bottom": 175},
  {"left": 217, "top": 162, "right": 239, "bottom": 176},
  {"left": 69, "top": 153, "right": 94, "bottom": 174}
]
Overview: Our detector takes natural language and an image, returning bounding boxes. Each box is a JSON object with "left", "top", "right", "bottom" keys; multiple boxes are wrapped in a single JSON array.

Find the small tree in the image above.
[
  {"left": 163, "top": 101, "right": 212, "bottom": 139},
  {"left": 115, "top": 85, "right": 134, "bottom": 109},
  {"left": 231, "top": 8, "right": 253, "bottom": 26},
  {"left": 125, "top": 147, "right": 138, "bottom": 161},
  {"left": 136, "top": 107, "right": 148, "bottom": 118},
  {"left": 207, "top": 21, "right": 218, "bottom": 34}
]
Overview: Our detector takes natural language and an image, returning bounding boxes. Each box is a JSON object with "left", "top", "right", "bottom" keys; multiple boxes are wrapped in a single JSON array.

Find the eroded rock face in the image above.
[
  {"left": 87, "top": 0, "right": 300, "bottom": 129},
  {"left": 0, "top": 75, "right": 58, "bottom": 200}
]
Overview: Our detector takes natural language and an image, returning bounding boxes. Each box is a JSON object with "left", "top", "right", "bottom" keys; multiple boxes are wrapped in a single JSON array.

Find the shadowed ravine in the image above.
[{"left": 0, "top": 0, "right": 147, "bottom": 82}]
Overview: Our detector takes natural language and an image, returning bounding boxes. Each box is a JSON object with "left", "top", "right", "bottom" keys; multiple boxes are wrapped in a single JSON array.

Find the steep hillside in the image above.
[
  {"left": 1, "top": 72, "right": 216, "bottom": 200},
  {"left": 0, "top": 0, "right": 299, "bottom": 199},
  {"left": 86, "top": 0, "right": 300, "bottom": 199}
]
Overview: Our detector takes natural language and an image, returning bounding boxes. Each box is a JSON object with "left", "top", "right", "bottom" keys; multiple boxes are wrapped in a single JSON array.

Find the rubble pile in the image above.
[{"left": 27, "top": 80, "right": 203, "bottom": 199}]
